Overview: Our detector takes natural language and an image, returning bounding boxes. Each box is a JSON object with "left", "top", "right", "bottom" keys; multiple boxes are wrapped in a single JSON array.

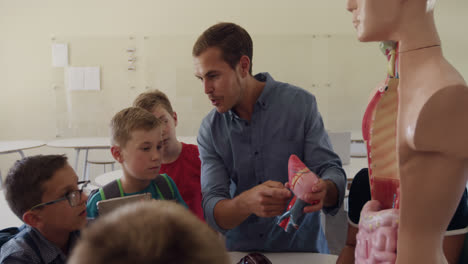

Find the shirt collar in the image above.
[
  {"left": 30, "top": 226, "right": 80, "bottom": 263},
  {"left": 255, "top": 72, "right": 274, "bottom": 110},
  {"left": 227, "top": 72, "right": 273, "bottom": 121}
]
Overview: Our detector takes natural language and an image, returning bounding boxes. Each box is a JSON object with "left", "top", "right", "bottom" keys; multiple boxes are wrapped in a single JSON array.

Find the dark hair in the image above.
[
  {"left": 4, "top": 155, "right": 68, "bottom": 220},
  {"left": 192, "top": 22, "right": 253, "bottom": 74}
]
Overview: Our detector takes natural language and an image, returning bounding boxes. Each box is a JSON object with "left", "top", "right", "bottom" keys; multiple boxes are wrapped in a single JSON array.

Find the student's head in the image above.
[
  {"left": 110, "top": 107, "right": 163, "bottom": 180},
  {"left": 68, "top": 200, "right": 230, "bottom": 264},
  {"left": 133, "top": 90, "right": 178, "bottom": 149},
  {"left": 346, "top": 0, "right": 436, "bottom": 42},
  {"left": 193, "top": 22, "right": 252, "bottom": 113},
  {"left": 4, "top": 155, "right": 88, "bottom": 233}
]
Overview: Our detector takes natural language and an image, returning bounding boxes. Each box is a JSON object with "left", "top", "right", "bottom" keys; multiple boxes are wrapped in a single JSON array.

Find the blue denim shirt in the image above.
[
  {"left": 0, "top": 225, "right": 79, "bottom": 264},
  {"left": 198, "top": 72, "right": 346, "bottom": 252}
]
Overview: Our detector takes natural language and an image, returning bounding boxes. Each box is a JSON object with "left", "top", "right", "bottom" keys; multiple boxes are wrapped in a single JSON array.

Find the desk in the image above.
[
  {"left": 229, "top": 252, "right": 337, "bottom": 264},
  {"left": 0, "top": 140, "right": 46, "bottom": 158},
  {"left": 47, "top": 137, "right": 111, "bottom": 181},
  {"left": 0, "top": 140, "right": 46, "bottom": 188}
]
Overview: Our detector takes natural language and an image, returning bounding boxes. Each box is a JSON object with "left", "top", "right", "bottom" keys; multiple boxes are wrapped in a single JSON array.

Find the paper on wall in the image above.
[
  {"left": 84, "top": 67, "right": 100, "bottom": 91},
  {"left": 67, "top": 67, "right": 84, "bottom": 91},
  {"left": 52, "top": 43, "right": 68, "bottom": 67},
  {"left": 67, "top": 67, "right": 100, "bottom": 91}
]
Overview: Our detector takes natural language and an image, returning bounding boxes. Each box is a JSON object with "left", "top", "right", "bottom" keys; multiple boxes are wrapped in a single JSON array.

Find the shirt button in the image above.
[
  {"left": 258, "top": 181, "right": 262, "bottom": 184},
  {"left": 254, "top": 151, "right": 259, "bottom": 155},
  {"left": 259, "top": 233, "right": 264, "bottom": 238}
]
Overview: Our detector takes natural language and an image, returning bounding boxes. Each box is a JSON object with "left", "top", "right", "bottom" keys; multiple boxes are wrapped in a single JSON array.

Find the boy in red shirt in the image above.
[{"left": 133, "top": 90, "right": 203, "bottom": 220}]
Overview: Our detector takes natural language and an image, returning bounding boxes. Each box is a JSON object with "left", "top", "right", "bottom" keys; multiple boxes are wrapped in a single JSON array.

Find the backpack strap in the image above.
[
  {"left": 99, "top": 179, "right": 123, "bottom": 200},
  {"left": 153, "top": 174, "right": 175, "bottom": 200},
  {"left": 0, "top": 227, "right": 20, "bottom": 248}
]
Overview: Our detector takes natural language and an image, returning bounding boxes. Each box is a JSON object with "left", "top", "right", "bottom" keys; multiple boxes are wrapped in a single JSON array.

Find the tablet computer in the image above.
[{"left": 97, "top": 193, "right": 152, "bottom": 216}]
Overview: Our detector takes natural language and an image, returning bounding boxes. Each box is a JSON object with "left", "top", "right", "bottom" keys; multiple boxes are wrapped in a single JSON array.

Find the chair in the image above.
[
  {"left": 84, "top": 159, "right": 115, "bottom": 182},
  {"left": 94, "top": 170, "right": 123, "bottom": 187}
]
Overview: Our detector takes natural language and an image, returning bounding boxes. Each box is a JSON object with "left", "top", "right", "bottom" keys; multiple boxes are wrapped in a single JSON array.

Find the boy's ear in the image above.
[
  {"left": 111, "top": 146, "right": 124, "bottom": 163},
  {"left": 172, "top": 111, "right": 178, "bottom": 127},
  {"left": 23, "top": 210, "right": 42, "bottom": 229}
]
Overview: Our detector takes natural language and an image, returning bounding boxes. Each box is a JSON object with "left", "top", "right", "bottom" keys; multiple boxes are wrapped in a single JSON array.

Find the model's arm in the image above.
[
  {"left": 410, "top": 85, "right": 468, "bottom": 159},
  {"left": 397, "top": 85, "right": 468, "bottom": 263}
]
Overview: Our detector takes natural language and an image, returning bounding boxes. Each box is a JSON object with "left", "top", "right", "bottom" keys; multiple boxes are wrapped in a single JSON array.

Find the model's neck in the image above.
[
  {"left": 397, "top": 10, "right": 440, "bottom": 53},
  {"left": 398, "top": 44, "right": 442, "bottom": 83},
  {"left": 233, "top": 75, "right": 265, "bottom": 121},
  {"left": 395, "top": 11, "right": 442, "bottom": 84},
  {"left": 162, "top": 140, "right": 182, "bottom": 164}
]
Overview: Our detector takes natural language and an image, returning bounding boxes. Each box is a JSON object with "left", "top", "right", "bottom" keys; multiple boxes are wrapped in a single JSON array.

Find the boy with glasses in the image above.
[{"left": 0, "top": 155, "right": 88, "bottom": 264}]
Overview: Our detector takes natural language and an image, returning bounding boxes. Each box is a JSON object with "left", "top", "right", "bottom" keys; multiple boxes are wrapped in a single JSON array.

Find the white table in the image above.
[
  {"left": 229, "top": 251, "right": 337, "bottom": 264},
  {"left": 47, "top": 137, "right": 111, "bottom": 181},
  {"left": 0, "top": 140, "right": 46, "bottom": 188},
  {"left": 0, "top": 140, "right": 46, "bottom": 158}
]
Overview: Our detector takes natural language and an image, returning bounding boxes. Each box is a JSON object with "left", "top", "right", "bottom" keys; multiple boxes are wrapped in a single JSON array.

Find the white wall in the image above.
[{"left": 1, "top": 0, "right": 467, "bottom": 178}]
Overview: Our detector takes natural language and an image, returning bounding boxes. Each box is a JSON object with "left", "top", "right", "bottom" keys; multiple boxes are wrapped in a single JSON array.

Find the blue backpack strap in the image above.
[
  {"left": 99, "top": 179, "right": 123, "bottom": 200},
  {"left": 153, "top": 174, "right": 175, "bottom": 200},
  {"left": 0, "top": 227, "right": 20, "bottom": 248}
]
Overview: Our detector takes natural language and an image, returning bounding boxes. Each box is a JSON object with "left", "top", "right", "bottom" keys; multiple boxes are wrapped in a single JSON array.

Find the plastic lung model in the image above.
[{"left": 277, "top": 155, "right": 319, "bottom": 232}]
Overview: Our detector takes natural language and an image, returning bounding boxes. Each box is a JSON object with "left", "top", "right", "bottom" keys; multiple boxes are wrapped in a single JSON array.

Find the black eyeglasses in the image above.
[
  {"left": 237, "top": 252, "right": 272, "bottom": 264},
  {"left": 29, "top": 180, "right": 90, "bottom": 211}
]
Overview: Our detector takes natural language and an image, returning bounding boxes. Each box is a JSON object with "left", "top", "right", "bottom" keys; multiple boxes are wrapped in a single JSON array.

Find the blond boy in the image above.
[
  {"left": 69, "top": 200, "right": 229, "bottom": 264},
  {"left": 134, "top": 90, "right": 203, "bottom": 220},
  {"left": 86, "top": 107, "right": 187, "bottom": 219}
]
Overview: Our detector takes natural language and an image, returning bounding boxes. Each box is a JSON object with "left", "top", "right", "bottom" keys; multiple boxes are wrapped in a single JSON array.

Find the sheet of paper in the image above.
[
  {"left": 52, "top": 43, "right": 68, "bottom": 67},
  {"left": 84, "top": 67, "right": 100, "bottom": 90},
  {"left": 67, "top": 67, "right": 101, "bottom": 91},
  {"left": 67, "top": 67, "right": 85, "bottom": 91}
]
